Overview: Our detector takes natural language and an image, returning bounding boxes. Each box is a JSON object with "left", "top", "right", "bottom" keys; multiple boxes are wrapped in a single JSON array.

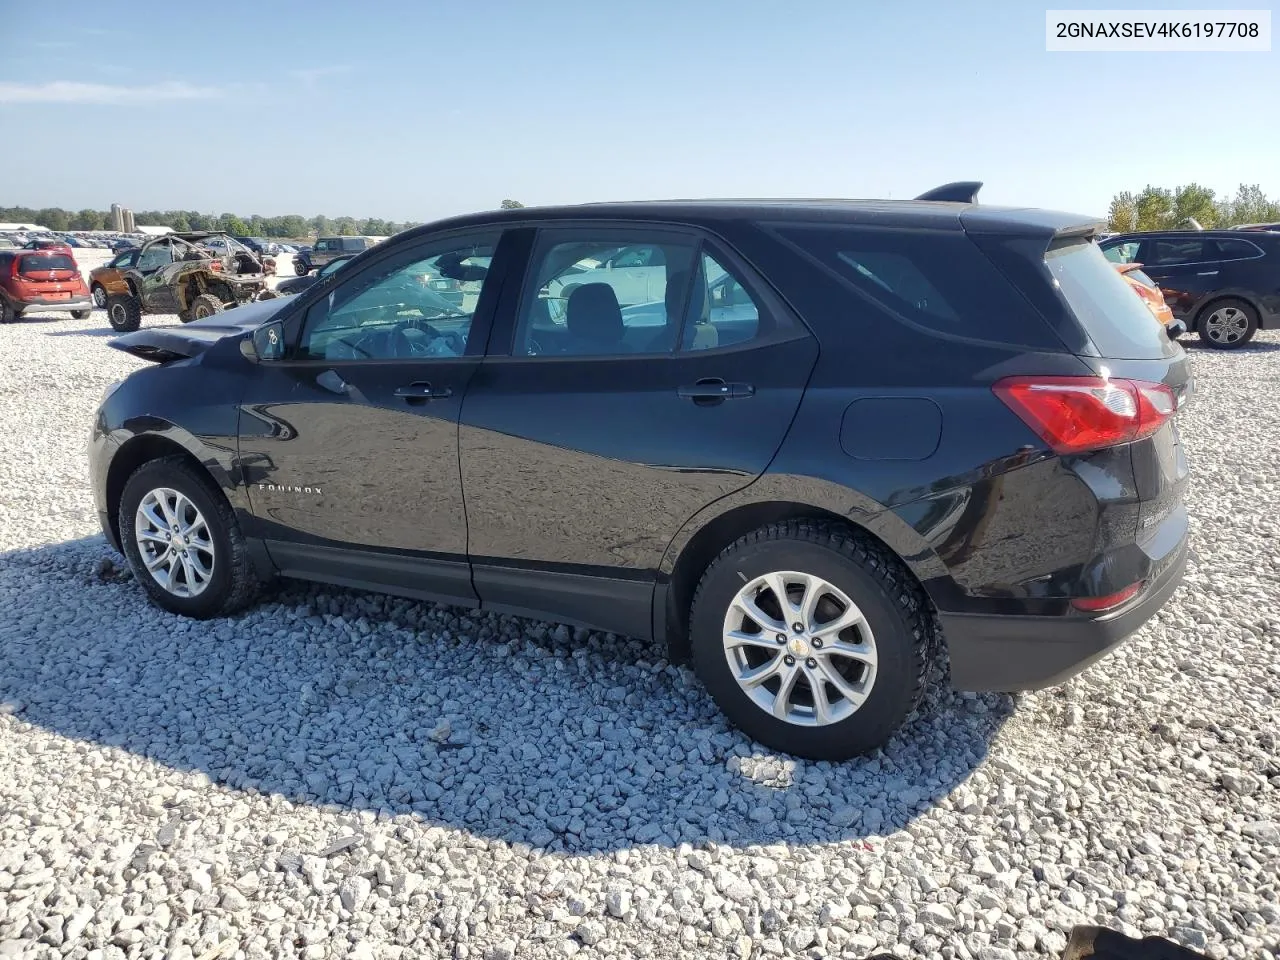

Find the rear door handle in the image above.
[
  {"left": 394, "top": 381, "right": 453, "bottom": 401},
  {"left": 678, "top": 378, "right": 755, "bottom": 403},
  {"left": 1196, "top": 270, "right": 1219, "bottom": 276}
]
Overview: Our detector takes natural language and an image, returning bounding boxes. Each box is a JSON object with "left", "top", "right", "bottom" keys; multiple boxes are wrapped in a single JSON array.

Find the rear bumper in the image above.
[
  {"left": 13, "top": 295, "right": 94, "bottom": 315},
  {"left": 943, "top": 532, "right": 1187, "bottom": 692}
]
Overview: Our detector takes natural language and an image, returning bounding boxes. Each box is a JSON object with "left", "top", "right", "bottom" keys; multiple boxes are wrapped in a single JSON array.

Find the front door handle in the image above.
[
  {"left": 394, "top": 381, "right": 453, "bottom": 401},
  {"left": 678, "top": 378, "right": 755, "bottom": 404},
  {"left": 1196, "top": 270, "right": 1219, "bottom": 276}
]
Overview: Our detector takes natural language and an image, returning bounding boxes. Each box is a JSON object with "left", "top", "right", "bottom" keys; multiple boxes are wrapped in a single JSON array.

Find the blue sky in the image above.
[{"left": 2, "top": 0, "right": 1276, "bottom": 222}]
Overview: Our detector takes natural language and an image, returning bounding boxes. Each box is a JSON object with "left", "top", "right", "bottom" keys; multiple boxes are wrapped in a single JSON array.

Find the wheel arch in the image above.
[
  {"left": 658, "top": 495, "right": 946, "bottom": 663},
  {"left": 104, "top": 428, "right": 238, "bottom": 551}
]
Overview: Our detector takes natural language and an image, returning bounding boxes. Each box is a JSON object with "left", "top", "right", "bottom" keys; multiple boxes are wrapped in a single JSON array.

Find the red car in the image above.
[
  {"left": 22, "top": 237, "right": 75, "bottom": 257},
  {"left": 0, "top": 249, "right": 94, "bottom": 322}
]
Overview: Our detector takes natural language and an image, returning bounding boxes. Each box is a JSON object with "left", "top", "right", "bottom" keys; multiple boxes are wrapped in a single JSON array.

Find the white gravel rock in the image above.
[{"left": 0, "top": 301, "right": 1278, "bottom": 958}]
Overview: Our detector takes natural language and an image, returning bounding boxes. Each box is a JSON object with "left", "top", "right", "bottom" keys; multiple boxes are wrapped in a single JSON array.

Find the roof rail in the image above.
[{"left": 914, "top": 181, "right": 983, "bottom": 203}]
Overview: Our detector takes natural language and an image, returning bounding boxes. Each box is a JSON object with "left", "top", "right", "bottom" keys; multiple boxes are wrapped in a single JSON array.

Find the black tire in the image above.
[
  {"left": 188, "top": 293, "right": 223, "bottom": 321},
  {"left": 91, "top": 284, "right": 107, "bottom": 308},
  {"left": 689, "top": 520, "right": 934, "bottom": 761},
  {"left": 105, "top": 294, "right": 142, "bottom": 332},
  {"left": 0, "top": 297, "right": 14, "bottom": 324},
  {"left": 118, "top": 456, "right": 261, "bottom": 619},
  {"left": 72, "top": 309, "right": 91, "bottom": 320},
  {"left": 294, "top": 261, "right": 309, "bottom": 277},
  {"left": 1196, "top": 297, "right": 1258, "bottom": 350}
]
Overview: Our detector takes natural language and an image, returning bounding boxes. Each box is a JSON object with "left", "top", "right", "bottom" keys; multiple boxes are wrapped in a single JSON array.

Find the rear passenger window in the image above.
[
  {"left": 513, "top": 235, "right": 699, "bottom": 357},
  {"left": 774, "top": 225, "right": 1060, "bottom": 348},
  {"left": 1214, "top": 238, "right": 1263, "bottom": 260},
  {"left": 1151, "top": 239, "right": 1208, "bottom": 265}
]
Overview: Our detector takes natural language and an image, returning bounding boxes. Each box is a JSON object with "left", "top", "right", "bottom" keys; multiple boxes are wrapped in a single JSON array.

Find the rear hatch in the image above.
[
  {"left": 967, "top": 218, "right": 1190, "bottom": 556},
  {"left": 13, "top": 253, "right": 84, "bottom": 300}
]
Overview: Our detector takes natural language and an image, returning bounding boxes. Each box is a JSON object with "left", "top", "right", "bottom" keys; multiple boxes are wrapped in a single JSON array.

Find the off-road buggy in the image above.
[{"left": 104, "top": 232, "right": 280, "bottom": 333}]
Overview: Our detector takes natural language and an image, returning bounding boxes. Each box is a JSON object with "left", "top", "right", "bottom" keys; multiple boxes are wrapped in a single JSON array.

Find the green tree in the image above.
[
  {"left": 1107, "top": 191, "right": 1137, "bottom": 233},
  {"left": 69, "top": 208, "right": 105, "bottom": 231},
  {"left": 1220, "top": 183, "right": 1280, "bottom": 226},
  {"left": 221, "top": 213, "right": 248, "bottom": 235},
  {"left": 1133, "top": 186, "right": 1174, "bottom": 231},
  {"left": 171, "top": 215, "right": 191, "bottom": 232},
  {"left": 1171, "top": 183, "right": 1218, "bottom": 228},
  {"left": 500, "top": 199, "right": 524, "bottom": 209},
  {"left": 333, "top": 217, "right": 359, "bottom": 236},
  {"left": 36, "top": 208, "right": 70, "bottom": 231},
  {"left": 310, "top": 215, "right": 331, "bottom": 237}
]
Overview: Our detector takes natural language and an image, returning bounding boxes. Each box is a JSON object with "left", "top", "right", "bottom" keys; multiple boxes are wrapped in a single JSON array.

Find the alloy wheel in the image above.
[
  {"left": 1204, "top": 306, "right": 1248, "bottom": 344},
  {"left": 133, "top": 487, "right": 215, "bottom": 598},
  {"left": 722, "top": 570, "right": 877, "bottom": 726}
]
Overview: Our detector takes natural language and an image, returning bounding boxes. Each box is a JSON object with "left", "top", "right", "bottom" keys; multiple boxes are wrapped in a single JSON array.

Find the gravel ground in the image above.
[{"left": 0, "top": 277, "right": 1277, "bottom": 960}]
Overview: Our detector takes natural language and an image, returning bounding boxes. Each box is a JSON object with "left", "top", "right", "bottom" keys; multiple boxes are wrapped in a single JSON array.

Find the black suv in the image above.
[
  {"left": 1099, "top": 230, "right": 1280, "bottom": 349},
  {"left": 90, "top": 185, "right": 1190, "bottom": 760}
]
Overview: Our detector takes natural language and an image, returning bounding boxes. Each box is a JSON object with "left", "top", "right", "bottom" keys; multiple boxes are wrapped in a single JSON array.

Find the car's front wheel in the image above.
[
  {"left": 294, "top": 262, "right": 308, "bottom": 277},
  {"left": 91, "top": 284, "right": 107, "bottom": 308},
  {"left": 118, "top": 457, "right": 260, "bottom": 619},
  {"left": 689, "top": 521, "right": 932, "bottom": 761}
]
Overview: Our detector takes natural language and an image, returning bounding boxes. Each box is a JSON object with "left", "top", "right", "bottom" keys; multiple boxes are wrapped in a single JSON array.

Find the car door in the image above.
[
  {"left": 1139, "top": 237, "right": 1221, "bottom": 320},
  {"left": 458, "top": 225, "right": 819, "bottom": 639},
  {"left": 237, "top": 228, "right": 510, "bottom": 606}
]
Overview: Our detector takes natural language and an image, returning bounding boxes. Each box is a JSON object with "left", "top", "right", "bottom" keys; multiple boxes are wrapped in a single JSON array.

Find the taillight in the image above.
[
  {"left": 1071, "top": 581, "right": 1144, "bottom": 612},
  {"left": 993, "top": 376, "right": 1177, "bottom": 455}
]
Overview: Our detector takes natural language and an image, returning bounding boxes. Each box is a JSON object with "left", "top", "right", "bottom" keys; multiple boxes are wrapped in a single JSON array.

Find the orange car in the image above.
[
  {"left": 1114, "top": 262, "right": 1182, "bottom": 336},
  {"left": 88, "top": 247, "right": 140, "bottom": 308}
]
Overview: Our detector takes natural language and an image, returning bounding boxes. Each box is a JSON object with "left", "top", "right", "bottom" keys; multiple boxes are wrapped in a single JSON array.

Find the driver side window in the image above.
[{"left": 298, "top": 233, "right": 499, "bottom": 362}]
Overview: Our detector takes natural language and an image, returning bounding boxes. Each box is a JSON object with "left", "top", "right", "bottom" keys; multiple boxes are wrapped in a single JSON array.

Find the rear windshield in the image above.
[
  {"left": 773, "top": 225, "right": 1064, "bottom": 349},
  {"left": 19, "top": 254, "right": 76, "bottom": 271},
  {"left": 1046, "top": 241, "right": 1172, "bottom": 360}
]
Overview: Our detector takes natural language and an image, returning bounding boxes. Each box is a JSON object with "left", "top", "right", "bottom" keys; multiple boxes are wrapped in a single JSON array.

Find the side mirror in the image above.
[{"left": 244, "top": 319, "right": 286, "bottom": 362}]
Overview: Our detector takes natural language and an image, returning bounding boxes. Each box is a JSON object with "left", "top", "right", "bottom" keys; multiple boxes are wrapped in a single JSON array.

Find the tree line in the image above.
[
  {"left": 1108, "top": 183, "right": 1280, "bottom": 232},
  {"left": 0, "top": 206, "right": 425, "bottom": 239}
]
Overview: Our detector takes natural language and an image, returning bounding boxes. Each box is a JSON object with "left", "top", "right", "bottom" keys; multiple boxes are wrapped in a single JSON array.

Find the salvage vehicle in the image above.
[
  {"left": 0, "top": 249, "right": 93, "bottom": 322},
  {"left": 102, "top": 232, "right": 278, "bottom": 332},
  {"left": 90, "top": 184, "right": 1190, "bottom": 760}
]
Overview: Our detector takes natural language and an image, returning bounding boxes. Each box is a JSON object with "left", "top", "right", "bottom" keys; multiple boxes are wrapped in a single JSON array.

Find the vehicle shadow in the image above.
[{"left": 0, "top": 536, "right": 1011, "bottom": 853}]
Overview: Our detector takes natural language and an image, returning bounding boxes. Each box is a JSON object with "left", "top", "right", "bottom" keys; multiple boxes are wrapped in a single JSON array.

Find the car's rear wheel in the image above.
[
  {"left": 105, "top": 294, "right": 142, "bottom": 332},
  {"left": 118, "top": 457, "right": 260, "bottom": 619},
  {"left": 72, "top": 309, "right": 91, "bottom": 320},
  {"left": 188, "top": 293, "right": 224, "bottom": 321},
  {"left": 91, "top": 284, "right": 107, "bottom": 308},
  {"left": 0, "top": 298, "right": 14, "bottom": 324},
  {"left": 1197, "top": 298, "right": 1257, "bottom": 349},
  {"left": 294, "top": 262, "right": 308, "bottom": 277},
  {"left": 689, "top": 520, "right": 932, "bottom": 761}
]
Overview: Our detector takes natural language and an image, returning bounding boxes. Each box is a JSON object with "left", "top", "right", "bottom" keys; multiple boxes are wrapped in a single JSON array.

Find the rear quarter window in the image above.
[
  {"left": 771, "top": 224, "right": 1065, "bottom": 349},
  {"left": 1046, "top": 240, "right": 1174, "bottom": 360}
]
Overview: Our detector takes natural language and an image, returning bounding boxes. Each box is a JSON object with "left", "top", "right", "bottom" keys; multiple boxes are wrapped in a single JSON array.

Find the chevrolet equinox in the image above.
[{"left": 90, "top": 183, "right": 1191, "bottom": 760}]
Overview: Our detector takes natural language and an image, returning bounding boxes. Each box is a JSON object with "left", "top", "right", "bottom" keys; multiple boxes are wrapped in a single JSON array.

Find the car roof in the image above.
[{"left": 390, "top": 199, "right": 1101, "bottom": 242}]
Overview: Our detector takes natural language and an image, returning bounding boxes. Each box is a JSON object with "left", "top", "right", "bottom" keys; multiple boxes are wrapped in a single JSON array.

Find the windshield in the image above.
[{"left": 1046, "top": 240, "right": 1175, "bottom": 360}]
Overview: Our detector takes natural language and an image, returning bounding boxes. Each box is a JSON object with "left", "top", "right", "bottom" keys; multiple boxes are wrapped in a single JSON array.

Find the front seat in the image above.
[{"left": 564, "top": 283, "right": 626, "bottom": 354}]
